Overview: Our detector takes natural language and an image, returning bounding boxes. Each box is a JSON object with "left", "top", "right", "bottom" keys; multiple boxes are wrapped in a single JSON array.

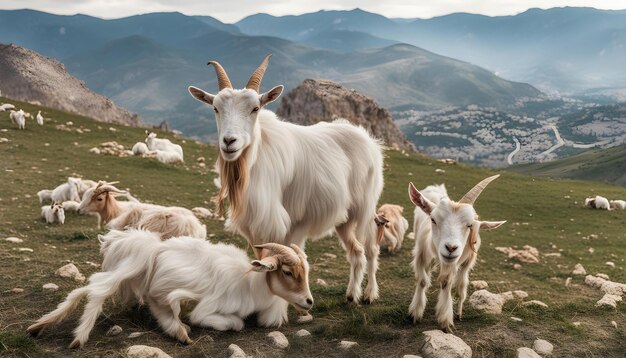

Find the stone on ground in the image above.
[
  {"left": 42, "top": 283, "right": 59, "bottom": 291},
  {"left": 572, "top": 263, "right": 586, "bottom": 275},
  {"left": 339, "top": 340, "right": 358, "bottom": 350},
  {"left": 295, "top": 329, "right": 311, "bottom": 337},
  {"left": 522, "top": 300, "right": 548, "bottom": 308},
  {"left": 470, "top": 280, "right": 488, "bottom": 289},
  {"left": 267, "top": 331, "right": 289, "bottom": 349},
  {"left": 106, "top": 325, "right": 123, "bottom": 336},
  {"left": 517, "top": 347, "right": 541, "bottom": 358},
  {"left": 596, "top": 293, "right": 622, "bottom": 308},
  {"left": 421, "top": 330, "right": 471, "bottom": 358},
  {"left": 469, "top": 290, "right": 505, "bottom": 314},
  {"left": 5, "top": 237, "right": 23, "bottom": 243},
  {"left": 126, "top": 345, "right": 172, "bottom": 358},
  {"left": 228, "top": 344, "right": 250, "bottom": 358},
  {"left": 532, "top": 339, "right": 554, "bottom": 355},
  {"left": 55, "top": 263, "right": 85, "bottom": 282}
]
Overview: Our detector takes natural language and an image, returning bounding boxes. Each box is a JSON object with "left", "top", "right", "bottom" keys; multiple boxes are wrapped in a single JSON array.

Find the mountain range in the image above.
[{"left": 0, "top": 9, "right": 542, "bottom": 139}]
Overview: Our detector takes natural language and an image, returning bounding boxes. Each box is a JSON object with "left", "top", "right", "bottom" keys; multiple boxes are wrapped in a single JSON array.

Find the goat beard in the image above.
[{"left": 217, "top": 148, "right": 249, "bottom": 221}]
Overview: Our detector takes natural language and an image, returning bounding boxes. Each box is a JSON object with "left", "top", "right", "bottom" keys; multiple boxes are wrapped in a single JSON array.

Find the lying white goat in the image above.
[
  {"left": 145, "top": 132, "right": 183, "bottom": 160},
  {"left": 408, "top": 175, "right": 506, "bottom": 331},
  {"left": 41, "top": 202, "right": 65, "bottom": 224},
  {"left": 9, "top": 110, "right": 25, "bottom": 130},
  {"left": 585, "top": 195, "right": 610, "bottom": 210},
  {"left": 132, "top": 142, "right": 149, "bottom": 156},
  {"left": 0, "top": 103, "right": 16, "bottom": 111},
  {"left": 610, "top": 199, "right": 626, "bottom": 210},
  {"left": 27, "top": 229, "right": 313, "bottom": 348}
]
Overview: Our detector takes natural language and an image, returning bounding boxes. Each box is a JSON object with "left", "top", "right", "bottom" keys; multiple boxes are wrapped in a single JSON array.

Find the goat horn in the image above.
[
  {"left": 207, "top": 61, "right": 232, "bottom": 91},
  {"left": 254, "top": 243, "right": 299, "bottom": 264},
  {"left": 245, "top": 54, "right": 271, "bottom": 92},
  {"left": 458, "top": 174, "right": 500, "bottom": 205},
  {"left": 96, "top": 184, "right": 127, "bottom": 195}
]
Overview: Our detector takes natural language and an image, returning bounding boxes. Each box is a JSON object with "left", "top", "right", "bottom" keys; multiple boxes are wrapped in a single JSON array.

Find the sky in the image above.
[{"left": 2, "top": 0, "right": 625, "bottom": 23}]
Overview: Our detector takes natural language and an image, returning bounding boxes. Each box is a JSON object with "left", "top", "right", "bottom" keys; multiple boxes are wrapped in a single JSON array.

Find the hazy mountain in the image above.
[
  {"left": 237, "top": 7, "right": 626, "bottom": 93},
  {"left": 0, "top": 9, "right": 542, "bottom": 140}
]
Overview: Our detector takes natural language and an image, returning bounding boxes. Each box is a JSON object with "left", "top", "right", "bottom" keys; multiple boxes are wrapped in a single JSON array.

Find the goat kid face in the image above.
[
  {"left": 251, "top": 245, "right": 314, "bottom": 313},
  {"left": 409, "top": 183, "right": 505, "bottom": 264}
]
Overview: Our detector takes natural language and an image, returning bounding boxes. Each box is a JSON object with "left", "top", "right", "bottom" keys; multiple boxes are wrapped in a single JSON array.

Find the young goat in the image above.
[
  {"left": 376, "top": 204, "right": 409, "bottom": 253},
  {"left": 78, "top": 182, "right": 206, "bottom": 239},
  {"left": 41, "top": 202, "right": 65, "bottom": 224},
  {"left": 51, "top": 177, "right": 81, "bottom": 203},
  {"left": 27, "top": 229, "right": 313, "bottom": 348},
  {"left": 188, "top": 55, "right": 384, "bottom": 303},
  {"left": 408, "top": 175, "right": 506, "bottom": 331},
  {"left": 37, "top": 189, "right": 53, "bottom": 204},
  {"left": 9, "top": 109, "right": 26, "bottom": 130}
]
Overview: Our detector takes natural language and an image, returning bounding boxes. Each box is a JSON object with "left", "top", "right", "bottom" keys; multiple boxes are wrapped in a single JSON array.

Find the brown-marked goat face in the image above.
[
  {"left": 251, "top": 243, "right": 313, "bottom": 313},
  {"left": 409, "top": 175, "right": 506, "bottom": 264},
  {"left": 77, "top": 181, "right": 127, "bottom": 220}
]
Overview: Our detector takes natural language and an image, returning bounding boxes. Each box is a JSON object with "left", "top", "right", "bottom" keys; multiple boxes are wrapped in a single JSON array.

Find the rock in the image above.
[
  {"left": 510, "top": 317, "right": 523, "bottom": 322},
  {"left": 339, "top": 340, "right": 358, "bottom": 350},
  {"left": 42, "top": 283, "right": 59, "bottom": 291},
  {"left": 11, "top": 288, "right": 24, "bottom": 294},
  {"left": 596, "top": 293, "right": 622, "bottom": 308},
  {"left": 532, "top": 339, "right": 553, "bottom": 355},
  {"left": 495, "top": 246, "right": 539, "bottom": 263},
  {"left": 584, "top": 275, "right": 606, "bottom": 288},
  {"left": 421, "top": 330, "right": 471, "bottom": 358},
  {"left": 276, "top": 79, "right": 415, "bottom": 152},
  {"left": 565, "top": 277, "right": 572, "bottom": 287},
  {"left": 295, "top": 329, "right": 311, "bottom": 337},
  {"left": 522, "top": 300, "right": 548, "bottom": 308},
  {"left": 106, "top": 325, "right": 123, "bottom": 336},
  {"left": 126, "top": 345, "right": 171, "bottom": 358},
  {"left": 128, "top": 332, "right": 145, "bottom": 339},
  {"left": 55, "top": 263, "right": 85, "bottom": 282},
  {"left": 297, "top": 313, "right": 313, "bottom": 323},
  {"left": 573, "top": 322, "right": 581, "bottom": 327},
  {"left": 403, "top": 355, "right": 423, "bottom": 358},
  {"left": 316, "top": 278, "right": 328, "bottom": 286},
  {"left": 469, "top": 289, "right": 505, "bottom": 314},
  {"left": 517, "top": 347, "right": 541, "bottom": 358},
  {"left": 572, "top": 263, "right": 586, "bottom": 275},
  {"left": 606, "top": 261, "right": 615, "bottom": 268},
  {"left": 544, "top": 253, "right": 561, "bottom": 257},
  {"left": 513, "top": 290, "right": 529, "bottom": 299},
  {"left": 596, "top": 273, "right": 609, "bottom": 280},
  {"left": 513, "top": 264, "right": 522, "bottom": 270},
  {"left": 197, "top": 156, "right": 205, "bottom": 163},
  {"left": 501, "top": 290, "right": 528, "bottom": 301},
  {"left": 228, "top": 344, "right": 249, "bottom": 358},
  {"left": 0, "top": 44, "right": 140, "bottom": 126},
  {"left": 267, "top": 331, "right": 289, "bottom": 349},
  {"left": 407, "top": 232, "right": 415, "bottom": 240},
  {"left": 611, "top": 321, "right": 618, "bottom": 329},
  {"left": 322, "top": 252, "right": 337, "bottom": 259},
  {"left": 600, "top": 281, "right": 626, "bottom": 296},
  {"left": 470, "top": 280, "right": 488, "bottom": 290},
  {"left": 5, "top": 237, "right": 23, "bottom": 243},
  {"left": 191, "top": 207, "right": 213, "bottom": 219},
  {"left": 18, "top": 247, "right": 34, "bottom": 252}
]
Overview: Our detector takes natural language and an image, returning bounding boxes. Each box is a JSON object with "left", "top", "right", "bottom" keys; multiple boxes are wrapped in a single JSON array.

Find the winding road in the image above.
[{"left": 507, "top": 137, "right": 521, "bottom": 165}]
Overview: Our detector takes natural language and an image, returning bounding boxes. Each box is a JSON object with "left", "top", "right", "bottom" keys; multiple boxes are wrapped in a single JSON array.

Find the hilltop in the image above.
[{"left": 0, "top": 98, "right": 624, "bottom": 357}]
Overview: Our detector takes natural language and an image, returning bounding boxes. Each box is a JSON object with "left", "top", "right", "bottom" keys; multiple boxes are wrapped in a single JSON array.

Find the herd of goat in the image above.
[{"left": 3, "top": 55, "right": 622, "bottom": 349}]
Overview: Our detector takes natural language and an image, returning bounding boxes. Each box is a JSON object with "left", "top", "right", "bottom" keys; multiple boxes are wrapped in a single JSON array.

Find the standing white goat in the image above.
[
  {"left": 145, "top": 132, "right": 183, "bottom": 160},
  {"left": 188, "top": 55, "right": 384, "bottom": 303},
  {"left": 9, "top": 110, "right": 26, "bottom": 130},
  {"left": 51, "top": 177, "right": 81, "bottom": 203},
  {"left": 41, "top": 202, "right": 65, "bottom": 224},
  {"left": 408, "top": 175, "right": 506, "bottom": 331},
  {"left": 36, "top": 110, "right": 44, "bottom": 125},
  {"left": 27, "top": 229, "right": 313, "bottom": 348}
]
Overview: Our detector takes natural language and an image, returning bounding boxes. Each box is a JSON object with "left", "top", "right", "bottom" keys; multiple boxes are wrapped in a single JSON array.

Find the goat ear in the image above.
[
  {"left": 408, "top": 182, "right": 435, "bottom": 214},
  {"left": 251, "top": 258, "right": 278, "bottom": 272},
  {"left": 479, "top": 220, "right": 506, "bottom": 230},
  {"left": 188, "top": 86, "right": 215, "bottom": 105},
  {"left": 260, "top": 85, "right": 283, "bottom": 107}
]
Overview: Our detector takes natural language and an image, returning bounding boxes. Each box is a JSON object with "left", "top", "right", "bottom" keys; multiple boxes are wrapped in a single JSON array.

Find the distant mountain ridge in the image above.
[
  {"left": 0, "top": 9, "right": 542, "bottom": 140},
  {"left": 0, "top": 43, "right": 139, "bottom": 126}
]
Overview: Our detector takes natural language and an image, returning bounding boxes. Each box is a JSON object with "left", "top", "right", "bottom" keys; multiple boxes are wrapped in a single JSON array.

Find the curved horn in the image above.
[
  {"left": 254, "top": 243, "right": 299, "bottom": 264},
  {"left": 245, "top": 54, "right": 271, "bottom": 92},
  {"left": 96, "top": 184, "right": 127, "bottom": 195},
  {"left": 207, "top": 61, "right": 232, "bottom": 91},
  {"left": 458, "top": 174, "right": 500, "bottom": 205}
]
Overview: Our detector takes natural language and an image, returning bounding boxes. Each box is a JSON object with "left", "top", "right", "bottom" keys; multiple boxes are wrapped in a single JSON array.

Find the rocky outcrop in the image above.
[
  {"left": 0, "top": 44, "right": 140, "bottom": 126},
  {"left": 277, "top": 79, "right": 415, "bottom": 152}
]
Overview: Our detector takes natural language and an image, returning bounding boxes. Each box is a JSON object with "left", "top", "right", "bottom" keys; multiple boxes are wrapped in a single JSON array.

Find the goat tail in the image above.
[
  {"left": 26, "top": 286, "right": 90, "bottom": 338},
  {"left": 167, "top": 289, "right": 202, "bottom": 318}
]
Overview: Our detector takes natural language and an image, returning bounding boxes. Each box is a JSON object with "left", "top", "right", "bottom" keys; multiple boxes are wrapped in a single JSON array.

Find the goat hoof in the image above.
[
  {"left": 182, "top": 323, "right": 191, "bottom": 334},
  {"left": 346, "top": 295, "right": 354, "bottom": 302},
  {"left": 68, "top": 338, "right": 81, "bottom": 349},
  {"left": 455, "top": 314, "right": 462, "bottom": 321}
]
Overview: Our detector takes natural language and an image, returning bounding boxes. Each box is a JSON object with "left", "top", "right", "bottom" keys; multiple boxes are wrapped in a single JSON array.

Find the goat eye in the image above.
[
  {"left": 97, "top": 198, "right": 103, "bottom": 201},
  {"left": 251, "top": 107, "right": 260, "bottom": 114},
  {"left": 431, "top": 218, "right": 436, "bottom": 225},
  {"left": 213, "top": 107, "right": 219, "bottom": 113},
  {"left": 283, "top": 270, "right": 293, "bottom": 277}
]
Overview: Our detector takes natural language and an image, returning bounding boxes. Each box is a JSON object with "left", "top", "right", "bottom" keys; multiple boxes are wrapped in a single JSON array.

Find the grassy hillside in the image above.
[
  {"left": 510, "top": 145, "right": 626, "bottom": 187},
  {"left": 0, "top": 98, "right": 625, "bottom": 357}
]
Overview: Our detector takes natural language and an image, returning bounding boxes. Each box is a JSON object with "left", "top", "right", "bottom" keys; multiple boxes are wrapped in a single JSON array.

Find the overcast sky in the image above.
[{"left": 2, "top": 0, "right": 625, "bottom": 23}]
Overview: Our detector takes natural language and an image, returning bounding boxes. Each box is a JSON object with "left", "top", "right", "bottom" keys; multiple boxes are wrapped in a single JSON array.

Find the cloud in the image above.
[{"left": 1, "top": 0, "right": 625, "bottom": 23}]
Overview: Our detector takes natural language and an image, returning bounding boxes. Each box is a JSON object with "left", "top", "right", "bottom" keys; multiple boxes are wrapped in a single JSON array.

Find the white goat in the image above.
[
  {"left": 9, "top": 110, "right": 25, "bottom": 130},
  {"left": 37, "top": 189, "right": 53, "bottom": 204},
  {"left": 408, "top": 175, "right": 506, "bottom": 331},
  {"left": 36, "top": 110, "right": 44, "bottom": 125},
  {"left": 41, "top": 202, "right": 65, "bottom": 224},
  {"left": 62, "top": 201, "right": 81, "bottom": 212},
  {"left": 78, "top": 182, "right": 206, "bottom": 239},
  {"left": 132, "top": 142, "right": 149, "bottom": 156},
  {"left": 188, "top": 55, "right": 384, "bottom": 303},
  {"left": 585, "top": 195, "right": 611, "bottom": 210},
  {"left": 0, "top": 103, "right": 15, "bottom": 111},
  {"left": 51, "top": 177, "right": 81, "bottom": 203},
  {"left": 609, "top": 199, "right": 626, "bottom": 210},
  {"left": 145, "top": 132, "right": 183, "bottom": 160},
  {"left": 376, "top": 204, "right": 409, "bottom": 253},
  {"left": 156, "top": 149, "right": 184, "bottom": 164},
  {"left": 27, "top": 229, "right": 313, "bottom": 348}
]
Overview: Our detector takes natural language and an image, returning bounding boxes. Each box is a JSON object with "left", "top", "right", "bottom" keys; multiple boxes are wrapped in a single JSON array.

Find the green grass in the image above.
[{"left": 1, "top": 97, "right": 625, "bottom": 357}]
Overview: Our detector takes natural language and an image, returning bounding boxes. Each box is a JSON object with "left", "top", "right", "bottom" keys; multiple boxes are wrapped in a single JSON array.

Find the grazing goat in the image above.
[
  {"left": 78, "top": 182, "right": 206, "bottom": 239},
  {"left": 27, "top": 229, "right": 313, "bottom": 348},
  {"left": 145, "top": 132, "right": 183, "bottom": 160},
  {"left": 610, "top": 199, "right": 626, "bottom": 210},
  {"left": 376, "top": 204, "right": 409, "bottom": 252},
  {"left": 41, "top": 202, "right": 65, "bottom": 224},
  {"left": 51, "top": 177, "right": 81, "bottom": 203},
  {"left": 9, "top": 110, "right": 26, "bottom": 130},
  {"left": 188, "top": 55, "right": 384, "bottom": 303},
  {"left": 0, "top": 103, "right": 16, "bottom": 111},
  {"left": 408, "top": 175, "right": 506, "bottom": 331},
  {"left": 36, "top": 110, "right": 44, "bottom": 125},
  {"left": 132, "top": 142, "right": 149, "bottom": 156},
  {"left": 585, "top": 195, "right": 610, "bottom": 210},
  {"left": 37, "top": 189, "right": 53, "bottom": 204}
]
